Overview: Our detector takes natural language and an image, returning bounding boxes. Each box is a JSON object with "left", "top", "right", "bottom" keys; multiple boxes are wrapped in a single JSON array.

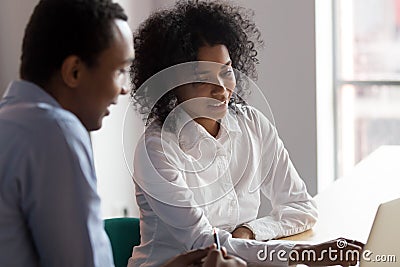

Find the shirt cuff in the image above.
[{"left": 243, "top": 219, "right": 283, "bottom": 241}]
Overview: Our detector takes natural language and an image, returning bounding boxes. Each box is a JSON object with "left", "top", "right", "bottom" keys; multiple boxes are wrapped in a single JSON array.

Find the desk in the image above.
[{"left": 282, "top": 146, "right": 400, "bottom": 244}]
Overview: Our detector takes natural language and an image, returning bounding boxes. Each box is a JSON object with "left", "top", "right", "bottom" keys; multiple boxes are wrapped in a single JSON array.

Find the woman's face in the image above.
[{"left": 174, "top": 44, "right": 236, "bottom": 133}]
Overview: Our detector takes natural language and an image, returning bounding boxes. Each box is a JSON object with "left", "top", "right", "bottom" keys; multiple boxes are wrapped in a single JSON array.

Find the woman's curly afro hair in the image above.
[{"left": 130, "top": 0, "right": 263, "bottom": 125}]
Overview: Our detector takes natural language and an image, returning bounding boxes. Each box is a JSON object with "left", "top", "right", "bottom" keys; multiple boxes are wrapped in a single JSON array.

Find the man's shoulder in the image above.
[{"left": 0, "top": 101, "right": 89, "bottom": 149}]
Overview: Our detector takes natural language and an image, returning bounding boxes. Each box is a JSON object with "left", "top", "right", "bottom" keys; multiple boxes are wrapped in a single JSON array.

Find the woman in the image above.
[{"left": 129, "top": 1, "right": 361, "bottom": 266}]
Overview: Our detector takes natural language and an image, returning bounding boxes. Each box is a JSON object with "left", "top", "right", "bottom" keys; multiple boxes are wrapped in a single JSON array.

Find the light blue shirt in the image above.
[{"left": 0, "top": 80, "right": 114, "bottom": 267}]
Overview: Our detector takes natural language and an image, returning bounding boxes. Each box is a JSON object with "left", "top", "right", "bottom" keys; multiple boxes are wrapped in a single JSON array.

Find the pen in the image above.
[{"left": 213, "top": 227, "right": 221, "bottom": 250}]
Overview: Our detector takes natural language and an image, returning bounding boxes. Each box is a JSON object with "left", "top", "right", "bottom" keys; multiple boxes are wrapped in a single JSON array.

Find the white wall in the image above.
[
  {"left": 91, "top": 1, "right": 154, "bottom": 218},
  {"left": 0, "top": 0, "right": 319, "bottom": 219},
  {"left": 0, "top": 0, "right": 38, "bottom": 97},
  {"left": 243, "top": 0, "right": 318, "bottom": 195}
]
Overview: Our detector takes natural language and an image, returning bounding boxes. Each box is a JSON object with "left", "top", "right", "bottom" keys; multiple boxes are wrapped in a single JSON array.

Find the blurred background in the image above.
[{"left": 1, "top": 0, "right": 399, "bottom": 218}]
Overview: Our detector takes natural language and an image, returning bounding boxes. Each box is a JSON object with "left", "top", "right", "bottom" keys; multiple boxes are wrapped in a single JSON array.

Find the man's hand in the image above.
[
  {"left": 161, "top": 247, "right": 210, "bottom": 267},
  {"left": 232, "top": 226, "right": 254, "bottom": 240},
  {"left": 203, "top": 248, "right": 247, "bottom": 267},
  {"left": 161, "top": 246, "right": 247, "bottom": 267}
]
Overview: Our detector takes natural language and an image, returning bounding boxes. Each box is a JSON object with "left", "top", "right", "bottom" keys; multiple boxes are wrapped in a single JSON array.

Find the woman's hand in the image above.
[
  {"left": 232, "top": 226, "right": 254, "bottom": 240},
  {"left": 289, "top": 238, "right": 364, "bottom": 266}
]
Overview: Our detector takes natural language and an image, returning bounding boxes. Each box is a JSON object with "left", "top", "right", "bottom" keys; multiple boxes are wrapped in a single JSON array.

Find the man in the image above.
[
  {"left": 0, "top": 1, "right": 246, "bottom": 266},
  {"left": 0, "top": 0, "right": 133, "bottom": 266}
]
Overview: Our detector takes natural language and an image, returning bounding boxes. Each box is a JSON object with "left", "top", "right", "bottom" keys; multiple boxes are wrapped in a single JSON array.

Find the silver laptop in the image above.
[{"left": 359, "top": 197, "right": 400, "bottom": 266}]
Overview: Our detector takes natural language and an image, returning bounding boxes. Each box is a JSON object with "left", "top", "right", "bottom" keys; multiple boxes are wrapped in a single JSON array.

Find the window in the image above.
[{"left": 334, "top": 0, "right": 400, "bottom": 177}]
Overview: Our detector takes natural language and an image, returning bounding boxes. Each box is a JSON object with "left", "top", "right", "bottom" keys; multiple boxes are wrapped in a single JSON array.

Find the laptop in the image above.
[{"left": 359, "top": 197, "right": 400, "bottom": 266}]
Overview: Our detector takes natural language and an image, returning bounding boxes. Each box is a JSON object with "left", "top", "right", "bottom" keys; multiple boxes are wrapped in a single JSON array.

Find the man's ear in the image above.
[{"left": 60, "top": 55, "right": 83, "bottom": 88}]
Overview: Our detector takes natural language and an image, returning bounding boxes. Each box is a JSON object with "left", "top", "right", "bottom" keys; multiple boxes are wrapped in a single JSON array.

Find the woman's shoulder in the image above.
[
  {"left": 138, "top": 120, "right": 181, "bottom": 155},
  {"left": 231, "top": 104, "right": 270, "bottom": 124},
  {"left": 229, "top": 104, "right": 277, "bottom": 140}
]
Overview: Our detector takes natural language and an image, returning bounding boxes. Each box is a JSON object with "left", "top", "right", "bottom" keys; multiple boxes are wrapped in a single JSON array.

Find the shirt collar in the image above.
[
  {"left": 173, "top": 107, "right": 242, "bottom": 151},
  {"left": 2, "top": 80, "right": 61, "bottom": 108},
  {"left": 220, "top": 108, "right": 242, "bottom": 136}
]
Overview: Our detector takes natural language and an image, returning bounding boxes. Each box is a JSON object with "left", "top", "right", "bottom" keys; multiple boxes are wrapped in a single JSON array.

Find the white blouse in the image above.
[{"left": 129, "top": 106, "right": 317, "bottom": 266}]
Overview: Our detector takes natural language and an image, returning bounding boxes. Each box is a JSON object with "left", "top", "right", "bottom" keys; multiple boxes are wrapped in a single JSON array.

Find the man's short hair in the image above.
[{"left": 20, "top": 0, "right": 128, "bottom": 86}]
